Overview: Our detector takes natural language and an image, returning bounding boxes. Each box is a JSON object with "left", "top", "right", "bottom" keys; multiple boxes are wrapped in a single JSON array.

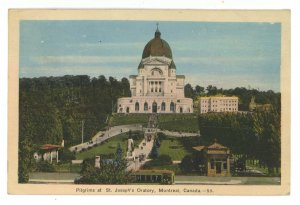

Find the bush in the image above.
[
  {"left": 179, "top": 155, "right": 194, "bottom": 173},
  {"left": 36, "top": 161, "right": 55, "bottom": 172},
  {"left": 145, "top": 154, "right": 173, "bottom": 168},
  {"left": 60, "top": 148, "right": 76, "bottom": 163}
]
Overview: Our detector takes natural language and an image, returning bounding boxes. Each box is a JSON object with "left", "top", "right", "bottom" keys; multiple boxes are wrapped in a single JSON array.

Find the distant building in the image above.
[
  {"left": 249, "top": 96, "right": 272, "bottom": 112},
  {"left": 117, "top": 26, "right": 193, "bottom": 114},
  {"left": 198, "top": 96, "right": 238, "bottom": 114}
]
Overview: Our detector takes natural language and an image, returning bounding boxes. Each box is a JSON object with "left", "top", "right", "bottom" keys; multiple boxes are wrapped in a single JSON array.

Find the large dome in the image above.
[{"left": 142, "top": 29, "right": 173, "bottom": 59}]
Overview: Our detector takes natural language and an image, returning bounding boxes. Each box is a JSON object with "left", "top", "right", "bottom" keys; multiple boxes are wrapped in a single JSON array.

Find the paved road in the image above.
[{"left": 69, "top": 124, "right": 143, "bottom": 152}]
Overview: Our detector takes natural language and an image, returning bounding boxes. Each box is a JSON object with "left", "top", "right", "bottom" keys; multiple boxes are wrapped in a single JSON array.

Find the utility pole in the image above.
[{"left": 81, "top": 120, "right": 85, "bottom": 144}]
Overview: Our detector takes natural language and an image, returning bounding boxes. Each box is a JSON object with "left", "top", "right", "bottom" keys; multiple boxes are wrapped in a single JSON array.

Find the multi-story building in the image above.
[
  {"left": 199, "top": 96, "right": 239, "bottom": 114},
  {"left": 117, "top": 27, "right": 193, "bottom": 114}
]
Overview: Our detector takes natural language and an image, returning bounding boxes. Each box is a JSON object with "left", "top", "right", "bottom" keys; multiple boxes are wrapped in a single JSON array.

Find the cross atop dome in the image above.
[{"left": 155, "top": 22, "right": 161, "bottom": 38}]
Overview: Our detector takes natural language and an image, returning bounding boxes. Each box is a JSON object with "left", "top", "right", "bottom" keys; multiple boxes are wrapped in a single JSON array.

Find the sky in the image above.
[{"left": 20, "top": 20, "right": 281, "bottom": 92}]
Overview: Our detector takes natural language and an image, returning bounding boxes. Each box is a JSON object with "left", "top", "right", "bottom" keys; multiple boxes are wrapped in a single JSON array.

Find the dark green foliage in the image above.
[
  {"left": 185, "top": 84, "right": 280, "bottom": 111},
  {"left": 18, "top": 137, "right": 33, "bottom": 183},
  {"left": 19, "top": 75, "right": 130, "bottom": 147},
  {"left": 60, "top": 148, "right": 76, "bottom": 163},
  {"left": 179, "top": 155, "right": 194, "bottom": 173},
  {"left": 143, "top": 154, "right": 173, "bottom": 168},
  {"left": 115, "top": 143, "right": 123, "bottom": 163},
  {"left": 35, "top": 161, "right": 55, "bottom": 172},
  {"left": 75, "top": 148, "right": 132, "bottom": 184},
  {"left": 149, "top": 143, "right": 159, "bottom": 159},
  {"left": 199, "top": 110, "right": 281, "bottom": 174}
]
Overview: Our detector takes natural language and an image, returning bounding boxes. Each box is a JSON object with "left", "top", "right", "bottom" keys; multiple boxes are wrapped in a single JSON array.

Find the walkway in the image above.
[
  {"left": 126, "top": 114, "right": 158, "bottom": 171},
  {"left": 69, "top": 124, "right": 143, "bottom": 152},
  {"left": 157, "top": 129, "right": 199, "bottom": 137}
]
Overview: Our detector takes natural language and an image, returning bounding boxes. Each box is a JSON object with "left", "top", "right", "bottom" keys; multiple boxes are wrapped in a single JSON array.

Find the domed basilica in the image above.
[{"left": 117, "top": 27, "right": 193, "bottom": 114}]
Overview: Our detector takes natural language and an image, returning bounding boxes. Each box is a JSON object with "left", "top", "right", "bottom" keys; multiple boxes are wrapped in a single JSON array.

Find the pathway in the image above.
[{"left": 69, "top": 124, "right": 143, "bottom": 152}]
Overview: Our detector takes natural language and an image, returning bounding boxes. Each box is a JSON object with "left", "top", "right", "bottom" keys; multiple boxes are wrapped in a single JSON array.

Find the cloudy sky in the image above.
[{"left": 20, "top": 20, "right": 281, "bottom": 92}]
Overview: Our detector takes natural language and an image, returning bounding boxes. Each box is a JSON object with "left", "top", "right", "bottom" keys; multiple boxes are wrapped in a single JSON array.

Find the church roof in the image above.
[
  {"left": 140, "top": 28, "right": 176, "bottom": 70},
  {"left": 207, "top": 142, "right": 228, "bottom": 150},
  {"left": 40, "top": 144, "right": 62, "bottom": 151},
  {"left": 142, "top": 29, "right": 173, "bottom": 59}
]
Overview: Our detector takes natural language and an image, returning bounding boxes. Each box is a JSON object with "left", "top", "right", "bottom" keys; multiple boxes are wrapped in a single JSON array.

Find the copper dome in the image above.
[{"left": 142, "top": 29, "right": 173, "bottom": 59}]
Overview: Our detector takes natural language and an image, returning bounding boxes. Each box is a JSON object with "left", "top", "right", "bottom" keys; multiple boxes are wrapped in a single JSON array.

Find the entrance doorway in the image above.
[
  {"left": 126, "top": 107, "right": 130, "bottom": 113},
  {"left": 180, "top": 107, "right": 183, "bottom": 113},
  {"left": 216, "top": 162, "right": 222, "bottom": 174},
  {"left": 152, "top": 102, "right": 157, "bottom": 113}
]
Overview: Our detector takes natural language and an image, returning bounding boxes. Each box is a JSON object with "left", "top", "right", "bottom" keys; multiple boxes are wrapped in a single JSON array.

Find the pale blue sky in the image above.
[{"left": 20, "top": 21, "right": 281, "bottom": 91}]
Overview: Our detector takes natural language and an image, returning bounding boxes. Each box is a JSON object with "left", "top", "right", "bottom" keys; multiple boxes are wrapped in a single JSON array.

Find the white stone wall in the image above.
[{"left": 117, "top": 56, "right": 193, "bottom": 114}]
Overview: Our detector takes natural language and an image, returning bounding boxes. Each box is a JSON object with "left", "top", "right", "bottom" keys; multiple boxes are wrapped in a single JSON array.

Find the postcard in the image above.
[{"left": 8, "top": 9, "right": 290, "bottom": 195}]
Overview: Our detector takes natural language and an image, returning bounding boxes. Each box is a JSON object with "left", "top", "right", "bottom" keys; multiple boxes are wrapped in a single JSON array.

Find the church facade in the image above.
[{"left": 117, "top": 28, "right": 193, "bottom": 114}]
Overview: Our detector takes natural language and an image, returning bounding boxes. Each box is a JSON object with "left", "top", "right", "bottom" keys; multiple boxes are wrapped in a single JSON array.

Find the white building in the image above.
[
  {"left": 199, "top": 96, "right": 239, "bottom": 114},
  {"left": 117, "top": 27, "right": 193, "bottom": 114}
]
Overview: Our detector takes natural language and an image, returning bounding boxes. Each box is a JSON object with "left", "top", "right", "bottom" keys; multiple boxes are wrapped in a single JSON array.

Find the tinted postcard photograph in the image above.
[{"left": 8, "top": 10, "right": 290, "bottom": 195}]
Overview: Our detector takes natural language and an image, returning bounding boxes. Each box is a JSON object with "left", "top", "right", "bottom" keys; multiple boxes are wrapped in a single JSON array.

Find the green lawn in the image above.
[
  {"left": 76, "top": 132, "right": 144, "bottom": 160},
  {"left": 109, "top": 113, "right": 149, "bottom": 126},
  {"left": 158, "top": 114, "right": 199, "bottom": 133},
  {"left": 53, "top": 163, "right": 82, "bottom": 173},
  {"left": 159, "top": 137, "right": 192, "bottom": 161}
]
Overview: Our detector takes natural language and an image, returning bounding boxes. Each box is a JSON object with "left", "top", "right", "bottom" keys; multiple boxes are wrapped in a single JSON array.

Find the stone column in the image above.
[
  {"left": 50, "top": 151, "right": 53, "bottom": 163},
  {"left": 56, "top": 150, "right": 59, "bottom": 163}
]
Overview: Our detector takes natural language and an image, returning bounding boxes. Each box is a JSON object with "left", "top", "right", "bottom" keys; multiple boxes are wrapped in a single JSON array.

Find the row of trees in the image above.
[
  {"left": 19, "top": 75, "right": 130, "bottom": 183},
  {"left": 198, "top": 110, "right": 281, "bottom": 174},
  {"left": 184, "top": 84, "right": 281, "bottom": 111},
  {"left": 19, "top": 75, "right": 130, "bottom": 147}
]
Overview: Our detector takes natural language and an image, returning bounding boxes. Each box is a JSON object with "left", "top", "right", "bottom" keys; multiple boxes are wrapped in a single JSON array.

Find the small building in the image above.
[
  {"left": 199, "top": 96, "right": 238, "bottom": 114},
  {"left": 33, "top": 143, "right": 63, "bottom": 163},
  {"left": 249, "top": 96, "right": 272, "bottom": 112},
  {"left": 193, "top": 140, "right": 231, "bottom": 176}
]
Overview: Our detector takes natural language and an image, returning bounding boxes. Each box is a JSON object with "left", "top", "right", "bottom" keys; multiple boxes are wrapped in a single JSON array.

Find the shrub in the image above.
[
  {"left": 36, "top": 161, "right": 55, "bottom": 172},
  {"left": 60, "top": 148, "right": 76, "bottom": 163},
  {"left": 179, "top": 155, "right": 194, "bottom": 173}
]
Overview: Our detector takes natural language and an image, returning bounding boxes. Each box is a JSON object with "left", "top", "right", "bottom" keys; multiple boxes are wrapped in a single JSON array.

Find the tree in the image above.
[
  {"left": 115, "top": 143, "right": 123, "bottom": 163},
  {"left": 60, "top": 148, "right": 76, "bottom": 163},
  {"left": 149, "top": 143, "right": 159, "bottom": 159},
  {"left": 184, "top": 83, "right": 194, "bottom": 98},
  {"left": 18, "top": 137, "right": 32, "bottom": 183},
  {"left": 206, "top": 85, "right": 218, "bottom": 96},
  {"left": 253, "top": 110, "right": 281, "bottom": 174},
  {"left": 195, "top": 85, "right": 205, "bottom": 95},
  {"left": 75, "top": 147, "right": 132, "bottom": 184},
  {"left": 180, "top": 155, "right": 194, "bottom": 173}
]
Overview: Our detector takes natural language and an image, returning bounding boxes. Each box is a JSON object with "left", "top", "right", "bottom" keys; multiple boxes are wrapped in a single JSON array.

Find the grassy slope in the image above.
[
  {"left": 159, "top": 138, "right": 191, "bottom": 161},
  {"left": 76, "top": 132, "right": 144, "bottom": 160},
  {"left": 158, "top": 114, "right": 199, "bottom": 133},
  {"left": 109, "top": 113, "right": 149, "bottom": 126}
]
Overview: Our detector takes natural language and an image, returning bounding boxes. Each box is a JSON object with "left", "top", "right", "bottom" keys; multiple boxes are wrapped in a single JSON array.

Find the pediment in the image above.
[{"left": 142, "top": 56, "right": 172, "bottom": 66}]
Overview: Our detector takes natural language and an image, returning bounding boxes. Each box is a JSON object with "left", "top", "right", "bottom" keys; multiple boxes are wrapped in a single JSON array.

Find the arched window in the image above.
[
  {"left": 161, "top": 102, "right": 166, "bottom": 111},
  {"left": 135, "top": 102, "right": 139, "bottom": 111},
  {"left": 144, "top": 102, "right": 148, "bottom": 111},
  {"left": 170, "top": 102, "right": 175, "bottom": 112}
]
